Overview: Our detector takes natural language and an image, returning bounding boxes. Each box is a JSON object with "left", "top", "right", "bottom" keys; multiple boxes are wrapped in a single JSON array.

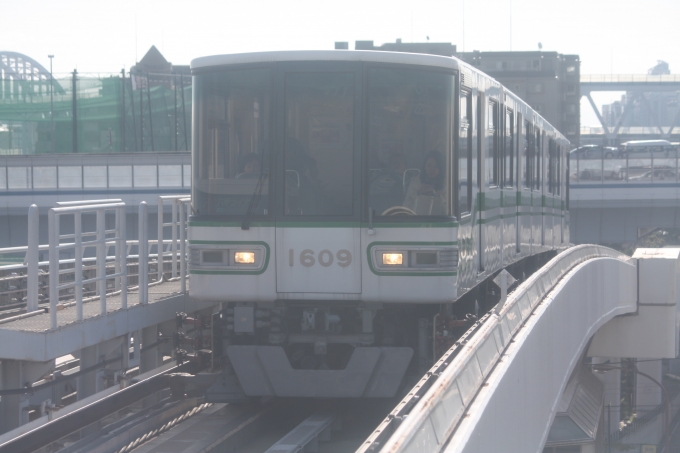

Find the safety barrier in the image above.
[
  {"left": 157, "top": 195, "right": 190, "bottom": 293},
  {"left": 0, "top": 196, "right": 190, "bottom": 328},
  {"left": 48, "top": 201, "right": 127, "bottom": 328},
  {"left": 361, "top": 244, "right": 633, "bottom": 453}
]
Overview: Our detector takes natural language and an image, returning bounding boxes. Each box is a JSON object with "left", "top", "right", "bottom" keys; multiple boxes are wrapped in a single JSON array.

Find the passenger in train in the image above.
[
  {"left": 237, "top": 153, "right": 262, "bottom": 178},
  {"left": 403, "top": 150, "right": 447, "bottom": 215}
]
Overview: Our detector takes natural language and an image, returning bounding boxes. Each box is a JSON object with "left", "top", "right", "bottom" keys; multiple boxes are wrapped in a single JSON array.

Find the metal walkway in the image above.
[
  {"left": 0, "top": 279, "right": 201, "bottom": 362},
  {"left": 0, "top": 195, "right": 217, "bottom": 440}
]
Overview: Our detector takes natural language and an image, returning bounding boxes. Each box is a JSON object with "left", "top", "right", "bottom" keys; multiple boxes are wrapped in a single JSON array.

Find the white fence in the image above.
[{"left": 0, "top": 196, "right": 190, "bottom": 328}]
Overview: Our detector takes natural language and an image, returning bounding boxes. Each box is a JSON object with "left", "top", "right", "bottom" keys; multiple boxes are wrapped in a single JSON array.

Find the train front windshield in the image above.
[{"left": 193, "top": 63, "right": 453, "bottom": 219}]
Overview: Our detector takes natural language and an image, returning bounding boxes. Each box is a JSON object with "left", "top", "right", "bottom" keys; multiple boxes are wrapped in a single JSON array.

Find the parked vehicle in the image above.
[
  {"left": 569, "top": 144, "right": 621, "bottom": 159},
  {"left": 628, "top": 168, "right": 677, "bottom": 181},
  {"left": 619, "top": 140, "right": 676, "bottom": 158}
]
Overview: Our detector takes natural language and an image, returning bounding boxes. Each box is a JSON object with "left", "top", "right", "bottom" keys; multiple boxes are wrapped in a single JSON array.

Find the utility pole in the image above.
[
  {"left": 72, "top": 69, "right": 78, "bottom": 153},
  {"left": 48, "top": 55, "right": 54, "bottom": 153}
]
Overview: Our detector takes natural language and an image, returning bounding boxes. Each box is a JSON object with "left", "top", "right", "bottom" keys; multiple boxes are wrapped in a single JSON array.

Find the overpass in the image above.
[
  {"left": 568, "top": 152, "right": 680, "bottom": 244},
  {"left": 580, "top": 74, "right": 680, "bottom": 143},
  {"left": 0, "top": 152, "right": 190, "bottom": 248}
]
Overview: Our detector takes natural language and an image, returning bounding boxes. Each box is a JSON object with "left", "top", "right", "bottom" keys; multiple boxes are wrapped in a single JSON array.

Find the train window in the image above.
[
  {"left": 458, "top": 90, "right": 472, "bottom": 215},
  {"left": 557, "top": 144, "right": 562, "bottom": 196},
  {"left": 475, "top": 94, "right": 481, "bottom": 192},
  {"left": 193, "top": 67, "right": 272, "bottom": 216},
  {"left": 534, "top": 129, "right": 542, "bottom": 191},
  {"left": 488, "top": 101, "right": 499, "bottom": 188},
  {"left": 367, "top": 68, "right": 452, "bottom": 217},
  {"left": 547, "top": 139, "right": 555, "bottom": 194},
  {"left": 284, "top": 71, "right": 355, "bottom": 216},
  {"left": 523, "top": 121, "right": 532, "bottom": 190},
  {"left": 504, "top": 109, "right": 514, "bottom": 187}
]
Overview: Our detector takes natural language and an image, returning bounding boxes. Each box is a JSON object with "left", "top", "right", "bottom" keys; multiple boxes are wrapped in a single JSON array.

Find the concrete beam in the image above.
[{"left": 589, "top": 248, "right": 680, "bottom": 358}]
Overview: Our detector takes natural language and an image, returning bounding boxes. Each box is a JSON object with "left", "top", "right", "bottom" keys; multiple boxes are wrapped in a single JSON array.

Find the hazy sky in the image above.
[{"left": 3, "top": 0, "right": 679, "bottom": 125}]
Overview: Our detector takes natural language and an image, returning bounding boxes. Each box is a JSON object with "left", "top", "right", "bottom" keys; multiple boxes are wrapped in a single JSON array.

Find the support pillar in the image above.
[
  {"left": 669, "top": 356, "right": 680, "bottom": 376},
  {"left": 0, "top": 361, "right": 27, "bottom": 433},
  {"left": 636, "top": 359, "right": 663, "bottom": 417},
  {"left": 140, "top": 325, "right": 161, "bottom": 374},
  {"left": 76, "top": 345, "right": 98, "bottom": 400},
  {"left": 593, "top": 357, "right": 621, "bottom": 438}
]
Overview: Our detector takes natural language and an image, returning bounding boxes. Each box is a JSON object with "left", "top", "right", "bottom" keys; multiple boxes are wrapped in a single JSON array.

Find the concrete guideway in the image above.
[
  {"left": 448, "top": 254, "right": 636, "bottom": 452},
  {"left": 370, "top": 245, "right": 680, "bottom": 452}
]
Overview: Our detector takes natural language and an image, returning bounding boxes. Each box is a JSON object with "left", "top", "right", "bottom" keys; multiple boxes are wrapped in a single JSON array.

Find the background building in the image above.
[{"left": 458, "top": 50, "right": 580, "bottom": 146}]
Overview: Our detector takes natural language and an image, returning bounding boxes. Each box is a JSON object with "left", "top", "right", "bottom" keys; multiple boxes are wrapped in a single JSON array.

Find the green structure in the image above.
[{"left": 0, "top": 49, "right": 192, "bottom": 154}]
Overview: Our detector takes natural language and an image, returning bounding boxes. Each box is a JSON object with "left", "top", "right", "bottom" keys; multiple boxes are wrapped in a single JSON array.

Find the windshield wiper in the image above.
[{"left": 241, "top": 171, "right": 268, "bottom": 230}]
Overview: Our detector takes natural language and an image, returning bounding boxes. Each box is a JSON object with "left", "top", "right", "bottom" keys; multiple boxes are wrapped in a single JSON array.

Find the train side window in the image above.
[
  {"left": 534, "top": 129, "right": 542, "bottom": 191},
  {"left": 557, "top": 144, "right": 562, "bottom": 196},
  {"left": 505, "top": 109, "right": 514, "bottom": 188},
  {"left": 475, "top": 94, "right": 481, "bottom": 193},
  {"left": 458, "top": 90, "right": 472, "bottom": 215},
  {"left": 565, "top": 147, "right": 570, "bottom": 209},
  {"left": 547, "top": 138, "right": 555, "bottom": 195},
  {"left": 488, "top": 101, "right": 499, "bottom": 188},
  {"left": 523, "top": 121, "right": 532, "bottom": 190}
]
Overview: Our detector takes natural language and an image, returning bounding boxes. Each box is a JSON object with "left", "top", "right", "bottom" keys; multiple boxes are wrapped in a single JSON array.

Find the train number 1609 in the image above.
[{"left": 288, "top": 249, "right": 352, "bottom": 268}]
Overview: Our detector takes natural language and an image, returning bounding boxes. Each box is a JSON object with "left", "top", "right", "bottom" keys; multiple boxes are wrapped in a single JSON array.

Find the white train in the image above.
[{"left": 187, "top": 50, "right": 570, "bottom": 399}]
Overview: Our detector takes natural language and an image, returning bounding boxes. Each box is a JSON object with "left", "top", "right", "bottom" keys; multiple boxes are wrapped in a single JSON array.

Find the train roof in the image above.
[{"left": 191, "top": 50, "right": 466, "bottom": 71}]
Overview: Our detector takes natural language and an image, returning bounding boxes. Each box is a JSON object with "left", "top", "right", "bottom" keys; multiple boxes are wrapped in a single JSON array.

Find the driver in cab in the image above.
[{"left": 403, "top": 150, "right": 447, "bottom": 215}]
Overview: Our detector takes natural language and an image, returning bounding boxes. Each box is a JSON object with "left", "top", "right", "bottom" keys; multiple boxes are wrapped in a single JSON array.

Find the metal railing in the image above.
[
  {"left": 0, "top": 241, "right": 180, "bottom": 313},
  {"left": 581, "top": 74, "right": 680, "bottom": 83},
  {"left": 158, "top": 195, "right": 190, "bottom": 293},
  {"left": 570, "top": 154, "right": 680, "bottom": 184},
  {"left": 0, "top": 197, "right": 190, "bottom": 328},
  {"left": 48, "top": 201, "right": 127, "bottom": 328},
  {"left": 364, "top": 245, "right": 632, "bottom": 453}
]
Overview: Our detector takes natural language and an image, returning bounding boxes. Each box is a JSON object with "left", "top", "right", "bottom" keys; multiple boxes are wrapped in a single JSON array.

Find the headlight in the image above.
[
  {"left": 382, "top": 253, "right": 403, "bottom": 265},
  {"left": 234, "top": 251, "right": 256, "bottom": 264},
  {"left": 371, "top": 245, "right": 458, "bottom": 273}
]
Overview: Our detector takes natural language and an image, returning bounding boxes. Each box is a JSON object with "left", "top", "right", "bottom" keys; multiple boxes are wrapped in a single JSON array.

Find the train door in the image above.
[
  {"left": 546, "top": 138, "right": 556, "bottom": 247},
  {"left": 515, "top": 113, "right": 522, "bottom": 255},
  {"left": 521, "top": 120, "right": 533, "bottom": 255},
  {"left": 503, "top": 107, "right": 516, "bottom": 266},
  {"left": 275, "top": 63, "right": 362, "bottom": 294},
  {"left": 562, "top": 144, "right": 571, "bottom": 244},
  {"left": 533, "top": 127, "right": 543, "bottom": 251},
  {"left": 457, "top": 88, "right": 474, "bottom": 287},
  {"left": 476, "top": 93, "right": 483, "bottom": 274},
  {"left": 484, "top": 99, "right": 501, "bottom": 272}
]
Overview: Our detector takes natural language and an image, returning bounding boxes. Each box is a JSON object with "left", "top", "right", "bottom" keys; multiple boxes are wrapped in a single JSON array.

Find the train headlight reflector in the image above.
[
  {"left": 234, "top": 251, "right": 256, "bottom": 264},
  {"left": 382, "top": 253, "right": 403, "bottom": 265},
  {"left": 234, "top": 252, "right": 255, "bottom": 264},
  {"left": 202, "top": 251, "right": 223, "bottom": 264}
]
